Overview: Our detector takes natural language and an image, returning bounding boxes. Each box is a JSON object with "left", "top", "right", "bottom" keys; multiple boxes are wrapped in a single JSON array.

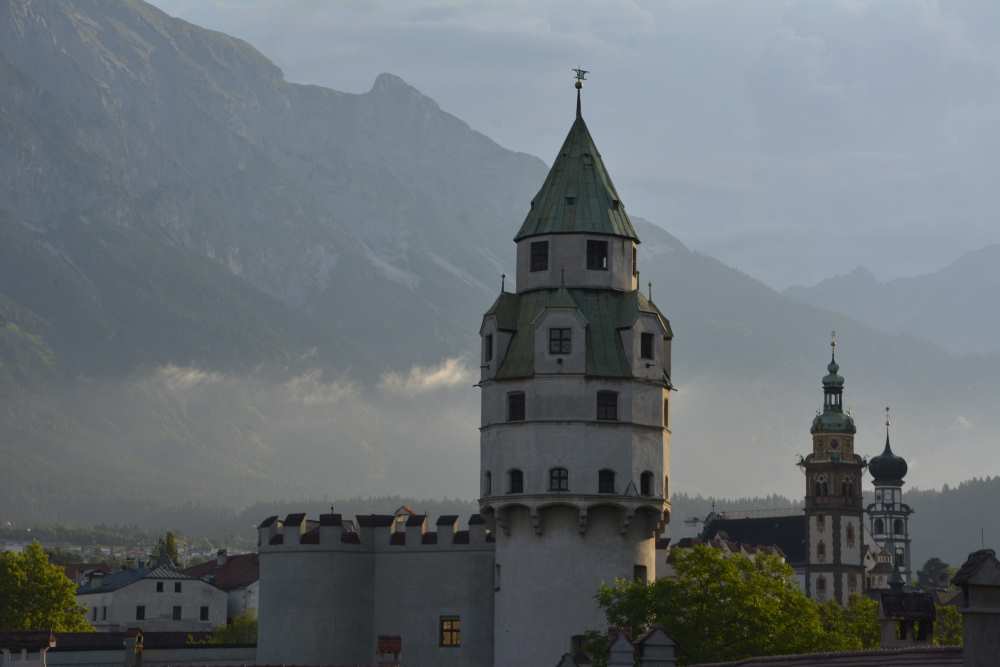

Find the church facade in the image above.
[{"left": 255, "top": 81, "right": 673, "bottom": 667}]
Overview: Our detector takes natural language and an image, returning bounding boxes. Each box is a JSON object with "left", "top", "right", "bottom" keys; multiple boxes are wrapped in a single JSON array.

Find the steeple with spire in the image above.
[
  {"left": 867, "top": 406, "right": 914, "bottom": 585},
  {"left": 801, "top": 334, "right": 866, "bottom": 605}
]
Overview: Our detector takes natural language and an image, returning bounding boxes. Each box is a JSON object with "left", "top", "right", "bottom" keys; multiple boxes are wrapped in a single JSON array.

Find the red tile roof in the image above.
[{"left": 183, "top": 553, "right": 259, "bottom": 591}]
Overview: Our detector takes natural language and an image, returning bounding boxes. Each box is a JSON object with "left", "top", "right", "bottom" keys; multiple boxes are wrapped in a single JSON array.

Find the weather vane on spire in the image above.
[
  {"left": 885, "top": 405, "right": 891, "bottom": 429},
  {"left": 572, "top": 67, "right": 588, "bottom": 118}
]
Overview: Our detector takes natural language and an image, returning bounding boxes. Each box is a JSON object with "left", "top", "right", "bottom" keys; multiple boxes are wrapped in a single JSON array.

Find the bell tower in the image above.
[
  {"left": 866, "top": 407, "right": 913, "bottom": 584},
  {"left": 478, "top": 73, "right": 673, "bottom": 667},
  {"left": 801, "top": 334, "right": 866, "bottom": 604}
]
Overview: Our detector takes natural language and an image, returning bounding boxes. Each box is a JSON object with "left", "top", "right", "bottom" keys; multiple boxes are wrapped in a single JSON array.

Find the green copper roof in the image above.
[
  {"left": 514, "top": 113, "right": 639, "bottom": 242},
  {"left": 484, "top": 288, "right": 671, "bottom": 380}
]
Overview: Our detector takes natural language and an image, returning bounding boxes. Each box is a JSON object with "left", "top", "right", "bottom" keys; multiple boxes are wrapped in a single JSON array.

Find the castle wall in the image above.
[
  {"left": 493, "top": 505, "right": 657, "bottom": 667},
  {"left": 256, "top": 514, "right": 494, "bottom": 666}
]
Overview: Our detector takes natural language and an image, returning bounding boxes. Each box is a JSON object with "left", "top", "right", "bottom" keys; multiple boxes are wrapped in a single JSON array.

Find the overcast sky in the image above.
[{"left": 153, "top": 0, "right": 1000, "bottom": 288}]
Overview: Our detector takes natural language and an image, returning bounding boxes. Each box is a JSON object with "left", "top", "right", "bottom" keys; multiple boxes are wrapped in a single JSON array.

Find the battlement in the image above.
[{"left": 257, "top": 510, "right": 495, "bottom": 552}]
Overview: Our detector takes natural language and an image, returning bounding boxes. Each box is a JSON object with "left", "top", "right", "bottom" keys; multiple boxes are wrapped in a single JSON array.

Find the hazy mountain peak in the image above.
[{"left": 370, "top": 71, "right": 438, "bottom": 108}]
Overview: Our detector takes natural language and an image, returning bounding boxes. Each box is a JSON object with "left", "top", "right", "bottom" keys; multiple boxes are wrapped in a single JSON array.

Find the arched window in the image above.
[
  {"left": 846, "top": 524, "right": 856, "bottom": 549},
  {"left": 640, "top": 471, "right": 654, "bottom": 497},
  {"left": 817, "top": 540, "right": 827, "bottom": 562},
  {"left": 893, "top": 518, "right": 904, "bottom": 535},
  {"left": 598, "top": 469, "right": 616, "bottom": 494},
  {"left": 664, "top": 475, "right": 670, "bottom": 497},
  {"left": 507, "top": 469, "right": 524, "bottom": 494},
  {"left": 596, "top": 391, "right": 618, "bottom": 421},
  {"left": 549, "top": 467, "right": 569, "bottom": 492},
  {"left": 841, "top": 475, "right": 854, "bottom": 497},
  {"left": 874, "top": 518, "right": 885, "bottom": 534},
  {"left": 814, "top": 475, "right": 829, "bottom": 497},
  {"left": 484, "top": 471, "right": 492, "bottom": 495}
]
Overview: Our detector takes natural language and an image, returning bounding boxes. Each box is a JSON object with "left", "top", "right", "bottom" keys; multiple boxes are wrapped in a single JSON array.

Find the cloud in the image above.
[
  {"left": 379, "top": 357, "right": 475, "bottom": 395},
  {"left": 281, "top": 369, "right": 358, "bottom": 406},
  {"left": 154, "top": 364, "right": 224, "bottom": 391}
]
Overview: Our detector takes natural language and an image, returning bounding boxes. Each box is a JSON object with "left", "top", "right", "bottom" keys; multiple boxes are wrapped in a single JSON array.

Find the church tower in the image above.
[
  {"left": 801, "top": 336, "right": 866, "bottom": 604},
  {"left": 867, "top": 408, "right": 913, "bottom": 584},
  {"left": 478, "top": 74, "right": 673, "bottom": 667}
]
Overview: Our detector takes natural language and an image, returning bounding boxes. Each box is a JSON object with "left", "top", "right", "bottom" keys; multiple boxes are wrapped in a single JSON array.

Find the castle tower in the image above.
[
  {"left": 801, "top": 336, "right": 866, "bottom": 604},
  {"left": 478, "top": 75, "right": 672, "bottom": 667},
  {"left": 867, "top": 408, "right": 913, "bottom": 584}
]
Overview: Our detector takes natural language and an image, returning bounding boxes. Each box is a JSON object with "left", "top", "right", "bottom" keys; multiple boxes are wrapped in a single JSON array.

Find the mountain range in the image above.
[
  {"left": 1, "top": 0, "right": 999, "bottom": 544},
  {"left": 786, "top": 246, "right": 1000, "bottom": 357}
]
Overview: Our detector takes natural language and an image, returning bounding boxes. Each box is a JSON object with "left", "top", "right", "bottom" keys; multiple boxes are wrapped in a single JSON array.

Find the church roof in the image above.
[
  {"left": 513, "top": 105, "right": 638, "bottom": 242},
  {"left": 702, "top": 515, "right": 807, "bottom": 566},
  {"left": 484, "top": 287, "right": 671, "bottom": 380}
]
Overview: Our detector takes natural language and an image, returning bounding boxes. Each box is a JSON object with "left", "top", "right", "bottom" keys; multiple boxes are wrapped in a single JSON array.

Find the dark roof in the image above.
[
  {"left": 953, "top": 548, "right": 998, "bottom": 585},
  {"left": 655, "top": 538, "right": 671, "bottom": 550},
  {"left": 514, "top": 112, "right": 637, "bottom": 242},
  {"left": 485, "top": 288, "right": 671, "bottom": 380},
  {"left": 880, "top": 591, "right": 936, "bottom": 619},
  {"left": 453, "top": 530, "right": 470, "bottom": 545},
  {"left": 319, "top": 513, "right": 342, "bottom": 526},
  {"left": 405, "top": 514, "right": 427, "bottom": 527},
  {"left": 0, "top": 632, "right": 55, "bottom": 651},
  {"left": 468, "top": 514, "right": 486, "bottom": 525},
  {"left": 283, "top": 513, "right": 306, "bottom": 526},
  {"left": 61, "top": 563, "right": 113, "bottom": 581},
  {"left": 703, "top": 515, "right": 807, "bottom": 565},
  {"left": 77, "top": 562, "right": 202, "bottom": 596},
  {"left": 257, "top": 515, "right": 279, "bottom": 528},
  {"left": 436, "top": 515, "right": 459, "bottom": 526},
  {"left": 357, "top": 514, "right": 395, "bottom": 527},
  {"left": 869, "top": 431, "right": 908, "bottom": 484},
  {"left": 183, "top": 553, "right": 259, "bottom": 591}
]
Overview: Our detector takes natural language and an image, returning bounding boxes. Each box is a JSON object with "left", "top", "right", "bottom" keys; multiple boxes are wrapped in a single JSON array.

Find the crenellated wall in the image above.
[{"left": 257, "top": 511, "right": 494, "bottom": 667}]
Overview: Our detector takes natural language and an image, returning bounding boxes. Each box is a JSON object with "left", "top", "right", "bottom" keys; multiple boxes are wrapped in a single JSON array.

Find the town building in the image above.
[
  {"left": 76, "top": 560, "right": 226, "bottom": 632},
  {"left": 183, "top": 550, "right": 259, "bottom": 622},
  {"left": 256, "top": 75, "right": 673, "bottom": 667}
]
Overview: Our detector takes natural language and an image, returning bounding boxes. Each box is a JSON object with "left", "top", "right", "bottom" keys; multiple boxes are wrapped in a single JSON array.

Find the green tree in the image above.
[
  {"left": 934, "top": 604, "right": 963, "bottom": 646},
  {"left": 0, "top": 542, "right": 93, "bottom": 631},
  {"left": 917, "top": 558, "right": 952, "bottom": 591},
  {"left": 152, "top": 531, "right": 180, "bottom": 565},
  {"left": 188, "top": 612, "right": 257, "bottom": 645},
  {"left": 593, "top": 546, "right": 831, "bottom": 665},
  {"left": 590, "top": 547, "right": 882, "bottom": 665}
]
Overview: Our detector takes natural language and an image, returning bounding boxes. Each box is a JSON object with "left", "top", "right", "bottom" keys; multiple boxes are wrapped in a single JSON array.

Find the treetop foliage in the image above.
[{"left": 0, "top": 542, "right": 92, "bottom": 632}]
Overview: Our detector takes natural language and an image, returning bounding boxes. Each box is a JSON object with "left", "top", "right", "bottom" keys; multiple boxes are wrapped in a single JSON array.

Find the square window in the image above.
[
  {"left": 641, "top": 332, "right": 655, "bottom": 359},
  {"left": 200, "top": 606, "right": 209, "bottom": 621},
  {"left": 530, "top": 241, "right": 549, "bottom": 272},
  {"left": 156, "top": 581, "right": 164, "bottom": 593},
  {"left": 508, "top": 469, "right": 524, "bottom": 494},
  {"left": 484, "top": 334, "right": 493, "bottom": 363},
  {"left": 507, "top": 392, "right": 525, "bottom": 422},
  {"left": 597, "top": 391, "right": 618, "bottom": 421},
  {"left": 633, "top": 565, "right": 648, "bottom": 583},
  {"left": 172, "top": 605, "right": 182, "bottom": 621},
  {"left": 174, "top": 582, "right": 182, "bottom": 593},
  {"left": 439, "top": 616, "right": 461, "bottom": 647},
  {"left": 587, "top": 240, "right": 608, "bottom": 270},
  {"left": 136, "top": 605, "right": 145, "bottom": 621},
  {"left": 549, "top": 328, "right": 571, "bottom": 355}
]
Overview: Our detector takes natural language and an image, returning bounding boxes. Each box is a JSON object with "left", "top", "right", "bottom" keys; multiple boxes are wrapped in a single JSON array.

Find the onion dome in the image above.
[
  {"left": 810, "top": 334, "right": 856, "bottom": 434},
  {"left": 870, "top": 407, "right": 908, "bottom": 484},
  {"left": 823, "top": 356, "right": 844, "bottom": 387}
]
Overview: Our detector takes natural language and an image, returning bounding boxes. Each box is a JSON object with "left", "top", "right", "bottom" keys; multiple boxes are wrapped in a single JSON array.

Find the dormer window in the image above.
[
  {"left": 641, "top": 333, "right": 655, "bottom": 360},
  {"left": 549, "top": 328, "right": 571, "bottom": 355},
  {"left": 565, "top": 196, "right": 576, "bottom": 205},
  {"left": 530, "top": 241, "right": 549, "bottom": 272},
  {"left": 587, "top": 240, "right": 608, "bottom": 270}
]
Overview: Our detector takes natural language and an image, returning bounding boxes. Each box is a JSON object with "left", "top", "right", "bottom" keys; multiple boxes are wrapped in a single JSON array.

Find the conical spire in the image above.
[{"left": 514, "top": 73, "right": 638, "bottom": 243}]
